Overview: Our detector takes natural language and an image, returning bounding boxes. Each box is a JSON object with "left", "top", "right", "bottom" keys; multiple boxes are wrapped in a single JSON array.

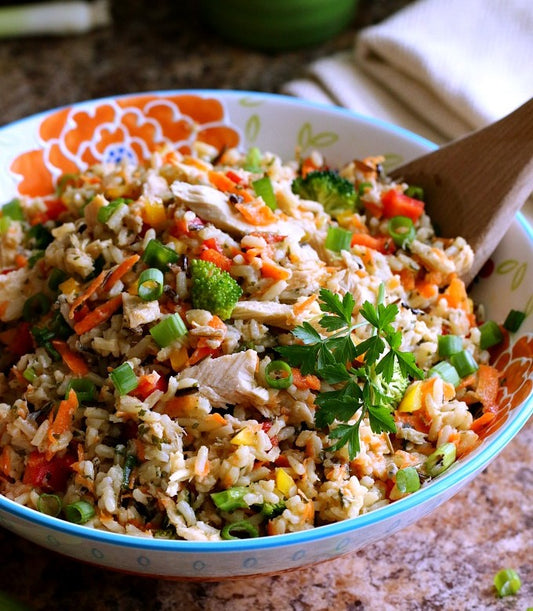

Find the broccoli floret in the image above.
[
  {"left": 189, "top": 259, "right": 242, "bottom": 320},
  {"left": 291, "top": 170, "right": 358, "bottom": 218},
  {"left": 373, "top": 361, "right": 410, "bottom": 409}
]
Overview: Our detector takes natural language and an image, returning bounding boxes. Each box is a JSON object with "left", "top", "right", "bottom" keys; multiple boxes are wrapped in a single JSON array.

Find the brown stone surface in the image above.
[{"left": 0, "top": 1, "right": 531, "bottom": 609}]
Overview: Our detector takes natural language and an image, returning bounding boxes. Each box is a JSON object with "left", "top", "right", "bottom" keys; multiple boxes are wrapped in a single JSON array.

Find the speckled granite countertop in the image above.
[{"left": 0, "top": 1, "right": 531, "bottom": 609}]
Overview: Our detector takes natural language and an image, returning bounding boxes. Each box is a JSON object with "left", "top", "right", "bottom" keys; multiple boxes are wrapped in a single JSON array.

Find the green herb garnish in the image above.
[{"left": 276, "top": 287, "right": 423, "bottom": 459}]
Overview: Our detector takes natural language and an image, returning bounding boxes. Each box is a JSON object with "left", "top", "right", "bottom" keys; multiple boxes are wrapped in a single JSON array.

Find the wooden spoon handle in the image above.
[{"left": 390, "top": 97, "right": 533, "bottom": 285}]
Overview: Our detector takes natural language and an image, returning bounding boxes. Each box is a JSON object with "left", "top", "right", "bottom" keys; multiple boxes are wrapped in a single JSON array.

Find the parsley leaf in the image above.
[{"left": 276, "top": 286, "right": 423, "bottom": 460}]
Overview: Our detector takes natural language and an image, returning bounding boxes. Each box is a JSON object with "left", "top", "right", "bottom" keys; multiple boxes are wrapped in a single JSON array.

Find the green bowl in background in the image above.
[{"left": 200, "top": 0, "right": 359, "bottom": 51}]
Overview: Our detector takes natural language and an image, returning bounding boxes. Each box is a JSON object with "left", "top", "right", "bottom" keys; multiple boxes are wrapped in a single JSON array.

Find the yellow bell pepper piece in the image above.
[
  {"left": 275, "top": 467, "right": 296, "bottom": 497},
  {"left": 169, "top": 346, "right": 188, "bottom": 371},
  {"left": 58, "top": 277, "right": 80, "bottom": 295},
  {"left": 142, "top": 199, "right": 167, "bottom": 229},
  {"left": 231, "top": 428, "right": 256, "bottom": 445},
  {"left": 398, "top": 380, "right": 423, "bottom": 412}
]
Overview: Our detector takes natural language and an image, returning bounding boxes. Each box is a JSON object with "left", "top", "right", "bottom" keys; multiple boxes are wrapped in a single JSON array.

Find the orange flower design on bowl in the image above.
[
  {"left": 480, "top": 334, "right": 533, "bottom": 438},
  {"left": 9, "top": 94, "right": 240, "bottom": 198}
]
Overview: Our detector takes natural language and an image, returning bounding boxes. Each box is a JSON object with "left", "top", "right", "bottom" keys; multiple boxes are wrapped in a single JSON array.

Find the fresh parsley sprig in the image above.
[{"left": 276, "top": 287, "right": 423, "bottom": 459}]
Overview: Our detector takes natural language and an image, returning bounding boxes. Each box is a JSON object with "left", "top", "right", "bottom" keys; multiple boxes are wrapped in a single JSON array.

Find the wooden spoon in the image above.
[{"left": 389, "top": 97, "right": 533, "bottom": 286}]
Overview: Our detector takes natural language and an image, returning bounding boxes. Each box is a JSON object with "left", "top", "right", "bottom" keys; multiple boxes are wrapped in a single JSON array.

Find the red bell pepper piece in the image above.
[
  {"left": 22, "top": 451, "right": 75, "bottom": 491},
  {"left": 381, "top": 189, "right": 425, "bottom": 222}
]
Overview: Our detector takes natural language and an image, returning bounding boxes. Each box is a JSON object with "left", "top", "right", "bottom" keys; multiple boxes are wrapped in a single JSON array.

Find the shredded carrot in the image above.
[
  {"left": 470, "top": 411, "right": 496, "bottom": 433},
  {"left": 14, "top": 254, "right": 28, "bottom": 268},
  {"left": 185, "top": 346, "right": 217, "bottom": 366},
  {"left": 0, "top": 301, "right": 8, "bottom": 318},
  {"left": 47, "top": 388, "right": 78, "bottom": 448},
  {"left": 235, "top": 200, "right": 277, "bottom": 226},
  {"left": 134, "top": 439, "right": 146, "bottom": 462},
  {"left": 476, "top": 364, "right": 500, "bottom": 413},
  {"left": 73, "top": 294, "right": 123, "bottom": 335},
  {"left": 351, "top": 233, "right": 395, "bottom": 254},
  {"left": 301, "top": 156, "right": 320, "bottom": 178},
  {"left": 51, "top": 340, "right": 89, "bottom": 375},
  {"left": 293, "top": 294, "right": 318, "bottom": 316},
  {"left": 415, "top": 280, "right": 439, "bottom": 299},
  {"left": 260, "top": 256, "right": 291, "bottom": 280},
  {"left": 68, "top": 270, "right": 107, "bottom": 319},
  {"left": 291, "top": 368, "right": 321, "bottom": 391},
  {"left": 103, "top": 254, "right": 140, "bottom": 292},
  {"left": 208, "top": 170, "right": 253, "bottom": 202}
]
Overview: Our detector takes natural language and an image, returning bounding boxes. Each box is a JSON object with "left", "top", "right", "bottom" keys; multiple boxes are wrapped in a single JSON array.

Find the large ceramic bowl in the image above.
[{"left": 0, "top": 91, "right": 531, "bottom": 579}]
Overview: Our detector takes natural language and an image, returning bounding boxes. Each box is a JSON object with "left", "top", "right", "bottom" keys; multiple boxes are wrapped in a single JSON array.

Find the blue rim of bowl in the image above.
[{"left": 0, "top": 90, "right": 531, "bottom": 555}]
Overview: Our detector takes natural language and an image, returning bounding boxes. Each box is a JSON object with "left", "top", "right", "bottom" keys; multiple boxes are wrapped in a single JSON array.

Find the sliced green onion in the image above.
[
  {"left": 27, "top": 224, "right": 53, "bottom": 249},
  {"left": 252, "top": 176, "right": 277, "bottom": 210},
  {"left": 243, "top": 146, "right": 262, "bottom": 172},
  {"left": 0, "top": 216, "right": 10, "bottom": 234},
  {"left": 424, "top": 442, "right": 456, "bottom": 477},
  {"left": 122, "top": 453, "right": 138, "bottom": 490},
  {"left": 358, "top": 182, "right": 372, "bottom": 196},
  {"left": 211, "top": 486, "right": 249, "bottom": 512},
  {"left": 450, "top": 349, "right": 479, "bottom": 378},
  {"left": 479, "top": 320, "right": 503, "bottom": 350},
  {"left": 437, "top": 334, "right": 462, "bottom": 357},
  {"left": 2, "top": 198, "right": 24, "bottom": 221},
  {"left": 48, "top": 268, "right": 68, "bottom": 291},
  {"left": 110, "top": 363, "right": 138, "bottom": 395},
  {"left": 22, "top": 293, "right": 51, "bottom": 322},
  {"left": 141, "top": 238, "right": 179, "bottom": 271},
  {"left": 65, "top": 378, "right": 96, "bottom": 403},
  {"left": 221, "top": 520, "right": 259, "bottom": 540},
  {"left": 265, "top": 360, "right": 293, "bottom": 389},
  {"left": 503, "top": 309, "right": 526, "bottom": 333},
  {"left": 64, "top": 500, "right": 95, "bottom": 524},
  {"left": 395, "top": 467, "right": 421, "bottom": 493},
  {"left": 260, "top": 500, "right": 286, "bottom": 518},
  {"left": 28, "top": 250, "right": 45, "bottom": 268},
  {"left": 493, "top": 568, "right": 521, "bottom": 597},
  {"left": 23, "top": 367, "right": 37, "bottom": 383},
  {"left": 154, "top": 528, "right": 177, "bottom": 539},
  {"left": 37, "top": 493, "right": 62, "bottom": 517},
  {"left": 149, "top": 313, "right": 188, "bottom": 348},
  {"left": 138, "top": 268, "right": 164, "bottom": 301},
  {"left": 387, "top": 215, "right": 415, "bottom": 248},
  {"left": 96, "top": 198, "right": 129, "bottom": 224},
  {"left": 325, "top": 226, "right": 352, "bottom": 252},
  {"left": 404, "top": 185, "right": 425, "bottom": 201},
  {"left": 427, "top": 361, "right": 461, "bottom": 387}
]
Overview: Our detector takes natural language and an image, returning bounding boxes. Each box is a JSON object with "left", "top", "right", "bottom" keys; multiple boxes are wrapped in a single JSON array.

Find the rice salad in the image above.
[{"left": 0, "top": 143, "right": 506, "bottom": 540}]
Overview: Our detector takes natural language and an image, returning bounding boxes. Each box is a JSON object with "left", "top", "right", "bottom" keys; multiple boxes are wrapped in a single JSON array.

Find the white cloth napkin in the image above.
[{"left": 283, "top": 0, "right": 533, "bottom": 144}]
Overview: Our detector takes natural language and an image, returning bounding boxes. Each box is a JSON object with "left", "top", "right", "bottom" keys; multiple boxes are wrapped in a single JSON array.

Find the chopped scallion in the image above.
[
  {"left": 427, "top": 361, "right": 461, "bottom": 387},
  {"left": 28, "top": 250, "right": 45, "bottom": 268},
  {"left": 404, "top": 185, "right": 425, "bottom": 201},
  {"left": 387, "top": 215, "right": 415, "bottom": 248},
  {"left": 424, "top": 442, "right": 456, "bottom": 477},
  {"left": 479, "top": 320, "right": 503, "bottom": 350},
  {"left": 110, "top": 363, "right": 138, "bottom": 395},
  {"left": 252, "top": 176, "right": 277, "bottom": 210},
  {"left": 450, "top": 349, "right": 479, "bottom": 378},
  {"left": 23, "top": 367, "right": 37, "bottom": 383},
  {"left": 503, "top": 309, "right": 526, "bottom": 333},
  {"left": 493, "top": 568, "right": 521, "bottom": 597},
  {"left": 221, "top": 520, "right": 259, "bottom": 540},
  {"left": 65, "top": 378, "right": 96, "bottom": 402},
  {"left": 48, "top": 268, "right": 68, "bottom": 291},
  {"left": 265, "top": 360, "right": 293, "bottom": 389},
  {"left": 138, "top": 268, "right": 164, "bottom": 301},
  {"left": 437, "top": 334, "right": 462, "bottom": 357},
  {"left": 22, "top": 293, "right": 51, "bottom": 322},
  {"left": 211, "top": 486, "right": 249, "bottom": 512},
  {"left": 96, "top": 198, "right": 130, "bottom": 224},
  {"left": 325, "top": 226, "right": 352, "bottom": 252},
  {"left": 0, "top": 216, "right": 10, "bottom": 233},
  {"left": 141, "top": 238, "right": 179, "bottom": 271},
  {"left": 395, "top": 466, "right": 421, "bottom": 493},
  {"left": 64, "top": 500, "right": 95, "bottom": 524},
  {"left": 243, "top": 146, "right": 262, "bottom": 173},
  {"left": 2, "top": 198, "right": 24, "bottom": 221},
  {"left": 37, "top": 493, "right": 62, "bottom": 517},
  {"left": 149, "top": 313, "right": 188, "bottom": 348},
  {"left": 27, "top": 224, "right": 53, "bottom": 249},
  {"left": 122, "top": 453, "right": 138, "bottom": 490}
]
